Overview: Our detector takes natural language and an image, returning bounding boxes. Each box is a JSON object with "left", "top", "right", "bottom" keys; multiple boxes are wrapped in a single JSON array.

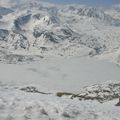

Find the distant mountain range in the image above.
[{"left": 0, "top": 0, "right": 120, "bottom": 63}]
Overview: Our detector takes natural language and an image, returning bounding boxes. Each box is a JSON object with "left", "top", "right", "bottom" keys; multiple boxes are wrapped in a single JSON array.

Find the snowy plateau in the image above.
[{"left": 0, "top": 0, "right": 120, "bottom": 120}]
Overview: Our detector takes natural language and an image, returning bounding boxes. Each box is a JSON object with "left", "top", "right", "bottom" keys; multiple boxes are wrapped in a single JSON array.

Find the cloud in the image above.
[
  {"left": 0, "top": 0, "right": 47, "bottom": 7},
  {"left": 0, "top": 0, "right": 17, "bottom": 7},
  {"left": 0, "top": 0, "right": 9, "bottom": 6}
]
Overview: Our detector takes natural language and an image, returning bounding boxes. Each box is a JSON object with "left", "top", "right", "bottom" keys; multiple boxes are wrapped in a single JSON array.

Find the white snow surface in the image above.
[
  {"left": 0, "top": 57, "right": 120, "bottom": 120},
  {"left": 0, "top": 1, "right": 120, "bottom": 120},
  {"left": 0, "top": 85, "right": 120, "bottom": 120},
  {"left": 0, "top": 57, "right": 120, "bottom": 93}
]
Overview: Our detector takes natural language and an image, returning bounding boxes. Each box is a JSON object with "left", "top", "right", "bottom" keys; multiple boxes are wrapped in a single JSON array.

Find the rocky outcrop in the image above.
[{"left": 56, "top": 81, "right": 120, "bottom": 103}]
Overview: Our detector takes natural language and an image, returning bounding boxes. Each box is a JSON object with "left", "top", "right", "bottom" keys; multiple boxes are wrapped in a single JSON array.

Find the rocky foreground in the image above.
[{"left": 0, "top": 81, "right": 120, "bottom": 120}]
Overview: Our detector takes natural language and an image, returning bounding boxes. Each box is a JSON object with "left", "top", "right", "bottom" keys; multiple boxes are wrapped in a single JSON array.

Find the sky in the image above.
[
  {"left": 0, "top": 0, "right": 120, "bottom": 8},
  {"left": 47, "top": 0, "right": 120, "bottom": 7}
]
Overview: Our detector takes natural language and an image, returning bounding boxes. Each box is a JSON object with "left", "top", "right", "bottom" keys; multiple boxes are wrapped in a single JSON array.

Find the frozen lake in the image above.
[{"left": 0, "top": 57, "right": 120, "bottom": 93}]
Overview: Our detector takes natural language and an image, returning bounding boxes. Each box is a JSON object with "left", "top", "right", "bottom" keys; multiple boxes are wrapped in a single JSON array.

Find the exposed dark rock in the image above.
[
  {"left": 20, "top": 86, "right": 51, "bottom": 95},
  {"left": 14, "top": 14, "right": 31, "bottom": 30},
  {"left": 56, "top": 82, "right": 120, "bottom": 103},
  {"left": 115, "top": 98, "right": 120, "bottom": 106},
  {"left": 0, "top": 7, "right": 13, "bottom": 16},
  {"left": 0, "top": 29, "right": 9, "bottom": 41}
]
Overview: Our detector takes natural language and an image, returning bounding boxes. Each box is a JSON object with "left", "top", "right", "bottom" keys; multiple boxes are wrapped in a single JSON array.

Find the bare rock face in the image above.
[
  {"left": 115, "top": 98, "right": 120, "bottom": 106},
  {"left": 14, "top": 14, "right": 31, "bottom": 30},
  {"left": 0, "top": 7, "right": 13, "bottom": 16},
  {"left": 0, "top": 29, "right": 9, "bottom": 41},
  {"left": 10, "top": 33, "right": 30, "bottom": 50}
]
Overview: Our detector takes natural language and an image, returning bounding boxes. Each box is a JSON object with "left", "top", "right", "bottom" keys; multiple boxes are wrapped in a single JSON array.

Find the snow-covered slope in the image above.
[
  {"left": 0, "top": 83, "right": 120, "bottom": 120},
  {"left": 0, "top": 76, "right": 120, "bottom": 120},
  {"left": 1, "top": 83, "right": 120, "bottom": 120}
]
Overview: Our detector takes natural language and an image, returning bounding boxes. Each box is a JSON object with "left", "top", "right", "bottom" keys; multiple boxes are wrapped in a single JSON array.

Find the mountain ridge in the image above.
[{"left": 0, "top": 1, "right": 120, "bottom": 63}]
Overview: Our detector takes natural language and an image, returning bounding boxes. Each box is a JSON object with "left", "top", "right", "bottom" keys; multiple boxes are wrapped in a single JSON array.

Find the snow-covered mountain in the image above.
[
  {"left": 1, "top": 1, "right": 120, "bottom": 119},
  {"left": 0, "top": 1, "right": 120, "bottom": 64}
]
